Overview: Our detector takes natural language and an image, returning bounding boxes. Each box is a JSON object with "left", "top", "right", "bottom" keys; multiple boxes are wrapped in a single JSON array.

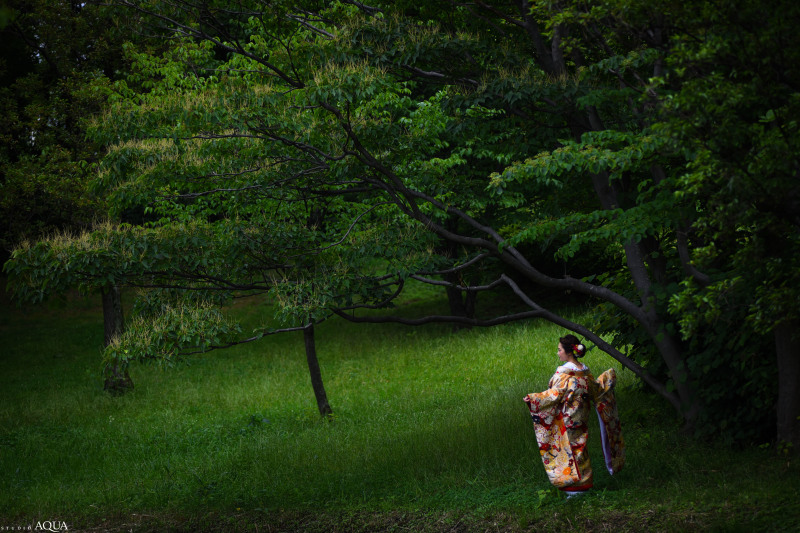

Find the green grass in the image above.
[{"left": 1, "top": 282, "right": 798, "bottom": 532}]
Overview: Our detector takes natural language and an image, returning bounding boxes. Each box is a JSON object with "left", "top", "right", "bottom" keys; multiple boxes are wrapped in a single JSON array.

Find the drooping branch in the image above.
[
  {"left": 475, "top": 1, "right": 525, "bottom": 28},
  {"left": 400, "top": 65, "right": 479, "bottom": 87},
  {"left": 286, "top": 14, "right": 335, "bottom": 39},
  {"left": 333, "top": 271, "right": 681, "bottom": 412},
  {"left": 497, "top": 274, "right": 669, "bottom": 396},
  {"left": 317, "top": 98, "right": 649, "bottom": 326}
]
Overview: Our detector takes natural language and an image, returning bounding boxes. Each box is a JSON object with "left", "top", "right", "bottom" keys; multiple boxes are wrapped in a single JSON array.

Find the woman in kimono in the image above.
[{"left": 523, "top": 334, "right": 625, "bottom": 496}]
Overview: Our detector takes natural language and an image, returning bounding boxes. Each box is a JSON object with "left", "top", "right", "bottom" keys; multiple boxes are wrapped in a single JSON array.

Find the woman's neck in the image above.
[
  {"left": 563, "top": 355, "right": 580, "bottom": 367},
  {"left": 560, "top": 359, "right": 586, "bottom": 371}
]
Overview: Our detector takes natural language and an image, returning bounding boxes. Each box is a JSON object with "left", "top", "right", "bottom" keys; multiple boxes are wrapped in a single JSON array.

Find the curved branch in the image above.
[
  {"left": 341, "top": 0, "right": 383, "bottom": 16},
  {"left": 498, "top": 274, "right": 676, "bottom": 404},
  {"left": 318, "top": 98, "right": 647, "bottom": 324}
]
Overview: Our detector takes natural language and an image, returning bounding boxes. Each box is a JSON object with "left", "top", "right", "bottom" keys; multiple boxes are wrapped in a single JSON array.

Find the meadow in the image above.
[{"left": 1, "top": 282, "right": 798, "bottom": 532}]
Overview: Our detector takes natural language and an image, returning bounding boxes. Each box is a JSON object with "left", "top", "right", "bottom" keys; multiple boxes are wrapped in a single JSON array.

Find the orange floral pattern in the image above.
[{"left": 525, "top": 367, "right": 625, "bottom": 490}]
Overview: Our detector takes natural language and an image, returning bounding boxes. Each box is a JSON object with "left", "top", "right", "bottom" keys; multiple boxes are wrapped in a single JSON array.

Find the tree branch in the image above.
[
  {"left": 114, "top": 0, "right": 305, "bottom": 88},
  {"left": 417, "top": 253, "right": 492, "bottom": 276},
  {"left": 676, "top": 228, "right": 711, "bottom": 286},
  {"left": 409, "top": 274, "right": 505, "bottom": 292}
]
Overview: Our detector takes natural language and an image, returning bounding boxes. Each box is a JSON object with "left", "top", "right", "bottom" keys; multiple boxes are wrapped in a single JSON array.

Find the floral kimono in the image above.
[{"left": 525, "top": 364, "right": 625, "bottom": 491}]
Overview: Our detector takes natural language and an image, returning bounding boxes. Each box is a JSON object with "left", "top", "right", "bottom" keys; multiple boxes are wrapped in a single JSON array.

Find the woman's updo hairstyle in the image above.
[{"left": 560, "top": 334, "right": 587, "bottom": 358}]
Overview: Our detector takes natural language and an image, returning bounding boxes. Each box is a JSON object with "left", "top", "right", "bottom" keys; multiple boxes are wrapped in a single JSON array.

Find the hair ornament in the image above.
[{"left": 574, "top": 344, "right": 584, "bottom": 353}]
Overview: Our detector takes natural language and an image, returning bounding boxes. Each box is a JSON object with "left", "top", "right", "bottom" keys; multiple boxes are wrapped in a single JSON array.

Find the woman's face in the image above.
[{"left": 557, "top": 342, "right": 570, "bottom": 362}]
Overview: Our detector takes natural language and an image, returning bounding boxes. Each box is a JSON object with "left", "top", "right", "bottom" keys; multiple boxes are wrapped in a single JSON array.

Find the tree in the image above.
[
  {"left": 0, "top": 0, "right": 124, "bottom": 259},
  {"left": 662, "top": 0, "right": 800, "bottom": 446},
  {"left": 6, "top": 0, "right": 798, "bottom": 444},
  {"left": 0, "top": 0, "right": 154, "bottom": 393}
]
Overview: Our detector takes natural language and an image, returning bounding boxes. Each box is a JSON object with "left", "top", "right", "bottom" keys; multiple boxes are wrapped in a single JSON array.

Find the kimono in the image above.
[{"left": 525, "top": 363, "right": 625, "bottom": 491}]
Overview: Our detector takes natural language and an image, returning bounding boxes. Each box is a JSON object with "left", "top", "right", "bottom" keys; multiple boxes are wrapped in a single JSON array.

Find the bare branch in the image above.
[
  {"left": 179, "top": 315, "right": 332, "bottom": 356},
  {"left": 401, "top": 65, "right": 479, "bottom": 87},
  {"left": 169, "top": 185, "right": 265, "bottom": 199},
  {"left": 417, "top": 253, "right": 492, "bottom": 276},
  {"left": 286, "top": 14, "right": 335, "bottom": 39},
  {"left": 341, "top": 0, "right": 383, "bottom": 16},
  {"left": 409, "top": 274, "right": 505, "bottom": 292},
  {"left": 286, "top": 202, "right": 393, "bottom": 258},
  {"left": 333, "top": 308, "right": 544, "bottom": 327}
]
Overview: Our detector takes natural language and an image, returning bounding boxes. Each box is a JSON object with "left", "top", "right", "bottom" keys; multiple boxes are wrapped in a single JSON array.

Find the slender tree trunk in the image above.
[
  {"left": 776, "top": 319, "right": 800, "bottom": 448},
  {"left": 101, "top": 285, "right": 133, "bottom": 394},
  {"left": 445, "top": 277, "right": 467, "bottom": 317},
  {"left": 102, "top": 285, "right": 124, "bottom": 345},
  {"left": 443, "top": 219, "right": 477, "bottom": 328},
  {"left": 444, "top": 272, "right": 477, "bottom": 330},
  {"left": 303, "top": 323, "right": 333, "bottom": 418}
]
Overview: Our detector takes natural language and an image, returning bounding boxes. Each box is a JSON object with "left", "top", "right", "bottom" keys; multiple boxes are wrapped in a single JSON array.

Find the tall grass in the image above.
[{"left": 1, "top": 283, "right": 798, "bottom": 530}]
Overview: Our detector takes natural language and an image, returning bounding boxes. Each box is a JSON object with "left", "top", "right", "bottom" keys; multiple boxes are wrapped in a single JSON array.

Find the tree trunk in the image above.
[
  {"left": 101, "top": 285, "right": 133, "bottom": 394},
  {"left": 776, "top": 319, "right": 800, "bottom": 448},
  {"left": 102, "top": 285, "right": 124, "bottom": 345},
  {"left": 443, "top": 218, "right": 477, "bottom": 326},
  {"left": 445, "top": 272, "right": 477, "bottom": 330},
  {"left": 445, "top": 283, "right": 467, "bottom": 317},
  {"left": 622, "top": 238, "right": 699, "bottom": 425},
  {"left": 303, "top": 323, "right": 333, "bottom": 418}
]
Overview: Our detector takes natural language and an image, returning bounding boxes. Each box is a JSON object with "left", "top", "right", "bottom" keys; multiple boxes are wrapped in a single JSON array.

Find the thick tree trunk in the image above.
[
  {"left": 101, "top": 285, "right": 133, "bottom": 394},
  {"left": 623, "top": 238, "right": 699, "bottom": 425},
  {"left": 589, "top": 161, "right": 697, "bottom": 422},
  {"left": 776, "top": 319, "right": 800, "bottom": 448},
  {"left": 303, "top": 323, "right": 333, "bottom": 418}
]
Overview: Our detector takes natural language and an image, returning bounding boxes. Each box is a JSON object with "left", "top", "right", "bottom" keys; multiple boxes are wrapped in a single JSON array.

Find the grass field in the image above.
[{"left": 1, "top": 282, "right": 798, "bottom": 532}]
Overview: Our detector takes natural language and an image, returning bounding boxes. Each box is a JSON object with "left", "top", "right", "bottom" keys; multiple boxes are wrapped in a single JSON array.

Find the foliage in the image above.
[
  {"left": 662, "top": 0, "right": 800, "bottom": 331},
  {"left": 105, "top": 300, "right": 242, "bottom": 369},
  {"left": 5, "top": 0, "right": 800, "bottom": 442},
  {"left": 659, "top": 0, "right": 800, "bottom": 441},
  {"left": 0, "top": 1, "right": 135, "bottom": 259}
]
